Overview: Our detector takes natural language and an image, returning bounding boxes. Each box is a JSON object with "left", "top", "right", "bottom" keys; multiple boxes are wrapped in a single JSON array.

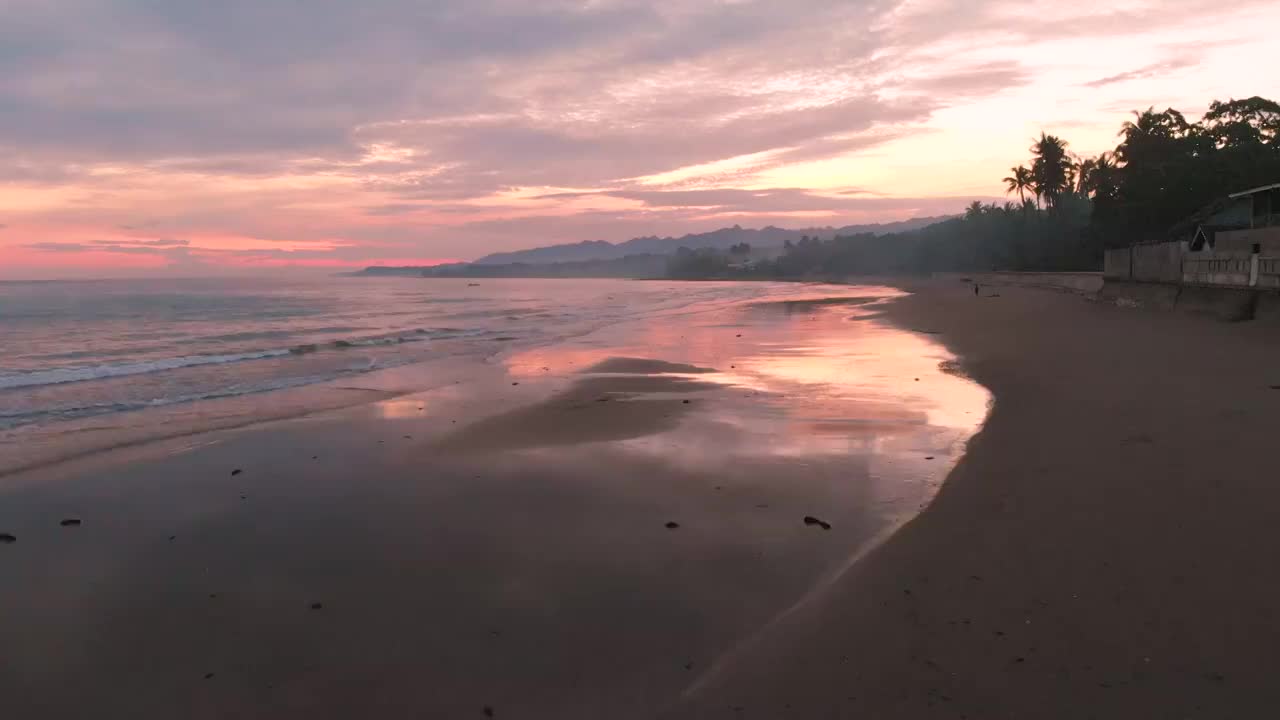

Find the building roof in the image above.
[
  {"left": 1191, "top": 223, "right": 1248, "bottom": 251},
  {"left": 1228, "top": 182, "right": 1280, "bottom": 199}
]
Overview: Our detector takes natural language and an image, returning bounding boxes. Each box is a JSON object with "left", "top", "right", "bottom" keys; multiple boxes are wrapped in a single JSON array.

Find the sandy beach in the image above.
[
  {"left": 5, "top": 278, "right": 1278, "bottom": 718},
  {"left": 0, "top": 282, "right": 983, "bottom": 719},
  {"left": 672, "top": 281, "right": 1280, "bottom": 718}
]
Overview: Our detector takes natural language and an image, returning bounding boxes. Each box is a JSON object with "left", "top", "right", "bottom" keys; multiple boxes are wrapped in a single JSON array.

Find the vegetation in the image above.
[{"left": 667, "top": 95, "right": 1280, "bottom": 279}]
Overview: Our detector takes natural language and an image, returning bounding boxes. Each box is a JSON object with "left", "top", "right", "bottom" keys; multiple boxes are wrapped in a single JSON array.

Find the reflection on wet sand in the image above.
[{"left": 0, "top": 283, "right": 989, "bottom": 720}]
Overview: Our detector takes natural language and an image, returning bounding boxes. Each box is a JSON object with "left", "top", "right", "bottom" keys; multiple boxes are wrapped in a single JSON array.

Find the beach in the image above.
[
  {"left": 4, "top": 277, "right": 1278, "bottom": 718},
  {"left": 0, "top": 280, "right": 984, "bottom": 719},
  {"left": 672, "top": 281, "right": 1280, "bottom": 718}
]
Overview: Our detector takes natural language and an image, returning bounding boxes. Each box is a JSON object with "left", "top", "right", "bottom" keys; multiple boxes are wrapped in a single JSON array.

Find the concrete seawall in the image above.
[{"left": 1099, "top": 280, "right": 1268, "bottom": 322}]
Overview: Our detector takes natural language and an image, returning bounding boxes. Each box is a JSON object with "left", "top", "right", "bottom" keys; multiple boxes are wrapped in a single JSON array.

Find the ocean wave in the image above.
[
  {"left": 0, "top": 369, "right": 381, "bottom": 430},
  {"left": 0, "top": 349, "right": 294, "bottom": 391},
  {"left": 0, "top": 327, "right": 496, "bottom": 392}
]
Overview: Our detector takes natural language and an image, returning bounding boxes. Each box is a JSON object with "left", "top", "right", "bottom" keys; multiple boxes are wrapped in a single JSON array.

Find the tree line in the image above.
[{"left": 667, "top": 95, "right": 1280, "bottom": 278}]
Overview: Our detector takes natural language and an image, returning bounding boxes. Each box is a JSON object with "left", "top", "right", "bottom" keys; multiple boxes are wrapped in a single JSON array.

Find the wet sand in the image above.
[
  {"left": 0, "top": 285, "right": 983, "bottom": 719},
  {"left": 671, "top": 282, "right": 1280, "bottom": 718}
]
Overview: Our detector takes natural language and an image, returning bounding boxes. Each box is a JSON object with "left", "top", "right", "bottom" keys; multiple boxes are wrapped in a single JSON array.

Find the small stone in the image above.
[
  {"left": 665, "top": 521, "right": 680, "bottom": 529},
  {"left": 682, "top": 399, "right": 691, "bottom": 404},
  {"left": 230, "top": 469, "right": 242, "bottom": 476},
  {"left": 925, "top": 456, "right": 935, "bottom": 460},
  {"left": 512, "top": 382, "right": 519, "bottom": 386},
  {"left": 60, "top": 518, "right": 82, "bottom": 527},
  {"left": 803, "top": 515, "right": 832, "bottom": 530},
  {"left": 204, "top": 673, "right": 215, "bottom": 680},
  {"left": 483, "top": 707, "right": 494, "bottom": 717},
  {"left": 403, "top": 435, "right": 412, "bottom": 439},
  {"left": 0, "top": 533, "right": 16, "bottom": 543},
  {"left": 168, "top": 535, "right": 176, "bottom": 541},
  {"left": 311, "top": 455, "right": 318, "bottom": 460},
  {"left": 310, "top": 602, "right": 323, "bottom": 610}
]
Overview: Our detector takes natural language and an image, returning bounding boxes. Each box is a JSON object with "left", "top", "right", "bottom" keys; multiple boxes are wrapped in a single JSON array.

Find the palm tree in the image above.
[
  {"left": 964, "top": 200, "right": 985, "bottom": 220},
  {"left": 1030, "top": 132, "right": 1071, "bottom": 210},
  {"left": 1003, "top": 165, "right": 1033, "bottom": 206},
  {"left": 1074, "top": 156, "right": 1096, "bottom": 195},
  {"left": 1082, "top": 152, "right": 1118, "bottom": 200}
]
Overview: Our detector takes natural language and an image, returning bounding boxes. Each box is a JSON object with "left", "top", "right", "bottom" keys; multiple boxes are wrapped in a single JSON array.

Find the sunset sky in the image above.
[{"left": 2, "top": 0, "right": 1277, "bottom": 279}]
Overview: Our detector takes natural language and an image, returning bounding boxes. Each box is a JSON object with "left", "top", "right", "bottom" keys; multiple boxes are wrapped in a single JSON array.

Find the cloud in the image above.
[
  {"left": 1, "top": 0, "right": 1273, "bottom": 270},
  {"left": 21, "top": 238, "right": 191, "bottom": 254},
  {"left": 1083, "top": 59, "right": 1198, "bottom": 88}
]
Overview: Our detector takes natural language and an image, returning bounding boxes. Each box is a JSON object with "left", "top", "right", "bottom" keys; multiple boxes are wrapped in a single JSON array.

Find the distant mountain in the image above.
[
  {"left": 472, "top": 216, "right": 953, "bottom": 265},
  {"left": 340, "top": 264, "right": 466, "bottom": 278}
]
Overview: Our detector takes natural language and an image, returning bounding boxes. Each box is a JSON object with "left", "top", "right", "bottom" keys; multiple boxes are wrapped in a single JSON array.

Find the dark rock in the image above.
[
  {"left": 803, "top": 515, "right": 832, "bottom": 530},
  {"left": 665, "top": 521, "right": 680, "bottom": 529},
  {"left": 682, "top": 399, "right": 691, "bottom": 404},
  {"left": 512, "top": 382, "right": 519, "bottom": 386},
  {"left": 312, "top": 455, "right": 318, "bottom": 460},
  {"left": 60, "top": 518, "right": 82, "bottom": 527},
  {"left": 0, "top": 533, "right": 16, "bottom": 543},
  {"left": 925, "top": 456, "right": 935, "bottom": 460},
  {"left": 483, "top": 707, "right": 494, "bottom": 717},
  {"left": 204, "top": 673, "right": 215, "bottom": 680},
  {"left": 310, "top": 602, "right": 323, "bottom": 610},
  {"left": 231, "top": 469, "right": 242, "bottom": 476},
  {"left": 403, "top": 435, "right": 412, "bottom": 439}
]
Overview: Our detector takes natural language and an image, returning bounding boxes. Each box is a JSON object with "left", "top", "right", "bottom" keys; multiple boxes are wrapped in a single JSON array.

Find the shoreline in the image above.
[
  {"left": 0, "top": 283, "right": 986, "bottom": 719},
  {"left": 669, "top": 280, "right": 1280, "bottom": 717}
]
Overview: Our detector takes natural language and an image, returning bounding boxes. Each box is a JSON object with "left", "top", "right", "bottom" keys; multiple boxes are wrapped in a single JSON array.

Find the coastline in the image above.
[
  {"left": 0, "top": 283, "right": 986, "bottom": 719},
  {"left": 669, "top": 280, "right": 1280, "bottom": 717}
]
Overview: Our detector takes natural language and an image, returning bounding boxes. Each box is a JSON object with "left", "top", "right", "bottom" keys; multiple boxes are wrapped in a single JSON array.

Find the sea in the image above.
[{"left": 0, "top": 277, "right": 770, "bottom": 431}]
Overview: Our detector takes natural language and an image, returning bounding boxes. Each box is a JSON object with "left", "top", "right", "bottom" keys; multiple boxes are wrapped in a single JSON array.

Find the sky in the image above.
[{"left": 1, "top": 0, "right": 1277, "bottom": 279}]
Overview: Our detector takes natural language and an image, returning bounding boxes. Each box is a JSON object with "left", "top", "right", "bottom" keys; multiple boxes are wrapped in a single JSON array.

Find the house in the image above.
[{"left": 1187, "top": 182, "right": 1280, "bottom": 253}]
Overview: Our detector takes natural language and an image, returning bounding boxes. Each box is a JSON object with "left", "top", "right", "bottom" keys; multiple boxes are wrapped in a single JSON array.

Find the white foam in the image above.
[{"left": 0, "top": 349, "right": 292, "bottom": 390}]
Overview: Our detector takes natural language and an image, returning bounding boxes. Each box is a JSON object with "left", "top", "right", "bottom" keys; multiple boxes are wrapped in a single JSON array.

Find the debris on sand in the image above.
[
  {"left": 310, "top": 602, "right": 323, "bottom": 610},
  {"left": 0, "top": 533, "right": 16, "bottom": 543},
  {"left": 925, "top": 456, "right": 935, "bottom": 460},
  {"left": 665, "top": 521, "right": 680, "bottom": 529},
  {"left": 682, "top": 399, "right": 691, "bottom": 404},
  {"left": 803, "top": 515, "right": 832, "bottom": 530},
  {"left": 60, "top": 518, "right": 82, "bottom": 527},
  {"left": 230, "top": 468, "right": 242, "bottom": 476}
]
